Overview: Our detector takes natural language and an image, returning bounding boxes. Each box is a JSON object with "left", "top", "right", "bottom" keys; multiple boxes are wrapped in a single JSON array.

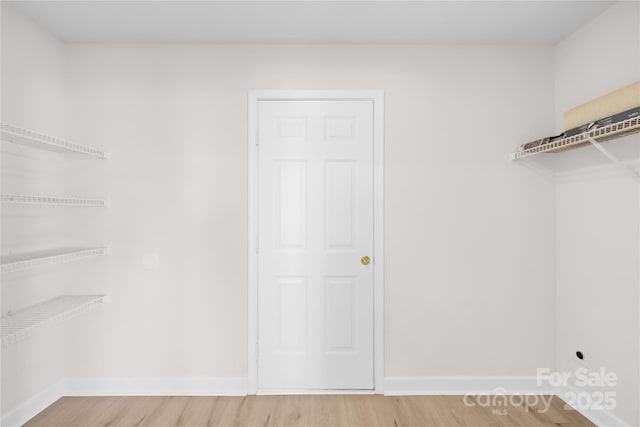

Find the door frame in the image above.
[{"left": 247, "top": 90, "right": 384, "bottom": 394}]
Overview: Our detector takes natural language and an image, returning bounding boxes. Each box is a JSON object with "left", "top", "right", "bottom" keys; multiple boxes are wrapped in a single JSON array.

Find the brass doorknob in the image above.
[{"left": 361, "top": 256, "right": 371, "bottom": 266}]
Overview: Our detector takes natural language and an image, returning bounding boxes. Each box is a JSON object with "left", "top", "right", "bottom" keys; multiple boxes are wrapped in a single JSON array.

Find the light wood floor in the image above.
[{"left": 24, "top": 395, "right": 596, "bottom": 427}]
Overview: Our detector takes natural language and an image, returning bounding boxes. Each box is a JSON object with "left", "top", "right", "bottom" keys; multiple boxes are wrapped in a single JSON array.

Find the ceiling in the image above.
[{"left": 8, "top": 1, "right": 615, "bottom": 45}]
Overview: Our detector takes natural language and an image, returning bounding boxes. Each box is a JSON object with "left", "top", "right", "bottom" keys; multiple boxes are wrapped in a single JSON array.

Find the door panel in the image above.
[
  {"left": 277, "top": 277, "right": 307, "bottom": 351},
  {"left": 275, "top": 162, "right": 307, "bottom": 249},
  {"left": 325, "top": 162, "right": 356, "bottom": 249},
  {"left": 258, "top": 100, "right": 374, "bottom": 390},
  {"left": 324, "top": 276, "right": 356, "bottom": 352}
]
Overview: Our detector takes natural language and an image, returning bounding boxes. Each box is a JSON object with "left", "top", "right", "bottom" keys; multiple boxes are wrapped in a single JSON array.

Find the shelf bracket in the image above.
[{"left": 586, "top": 137, "right": 640, "bottom": 183}]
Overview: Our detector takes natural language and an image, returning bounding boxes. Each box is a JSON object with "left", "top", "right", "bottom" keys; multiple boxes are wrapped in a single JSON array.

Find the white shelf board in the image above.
[
  {"left": 1, "top": 123, "right": 109, "bottom": 159},
  {"left": 511, "top": 116, "right": 640, "bottom": 160},
  {"left": 1, "top": 193, "right": 108, "bottom": 207},
  {"left": 1, "top": 247, "right": 109, "bottom": 274},
  {"left": 1, "top": 295, "right": 105, "bottom": 348}
]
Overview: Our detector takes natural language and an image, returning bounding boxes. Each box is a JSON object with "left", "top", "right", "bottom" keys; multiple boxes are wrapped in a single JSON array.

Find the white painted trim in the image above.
[
  {"left": 555, "top": 386, "right": 633, "bottom": 427},
  {"left": 385, "top": 376, "right": 631, "bottom": 426},
  {"left": 247, "top": 90, "right": 385, "bottom": 395},
  {"left": 64, "top": 377, "right": 248, "bottom": 396},
  {"left": 0, "top": 379, "right": 64, "bottom": 427},
  {"left": 257, "top": 389, "right": 376, "bottom": 396},
  {"left": 583, "top": 410, "right": 632, "bottom": 427},
  {"left": 2, "top": 376, "right": 626, "bottom": 426},
  {"left": 247, "top": 90, "right": 259, "bottom": 395},
  {"left": 372, "top": 91, "right": 385, "bottom": 394},
  {"left": 384, "top": 376, "right": 556, "bottom": 396},
  {"left": 0, "top": 377, "right": 247, "bottom": 426}
]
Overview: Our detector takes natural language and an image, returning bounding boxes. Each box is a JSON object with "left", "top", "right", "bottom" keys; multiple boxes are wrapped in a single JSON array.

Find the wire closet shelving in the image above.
[{"left": 1, "top": 295, "right": 106, "bottom": 348}]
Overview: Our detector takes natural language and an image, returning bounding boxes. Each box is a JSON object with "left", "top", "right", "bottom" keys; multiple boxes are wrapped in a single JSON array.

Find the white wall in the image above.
[
  {"left": 1, "top": 3, "right": 71, "bottom": 414},
  {"left": 61, "top": 43, "right": 557, "bottom": 380},
  {"left": 1, "top": 3, "right": 560, "bottom": 417},
  {"left": 554, "top": 2, "right": 640, "bottom": 425}
]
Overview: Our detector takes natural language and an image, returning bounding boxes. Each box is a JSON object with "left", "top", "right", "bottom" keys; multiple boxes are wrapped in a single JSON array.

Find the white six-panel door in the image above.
[{"left": 257, "top": 100, "right": 374, "bottom": 390}]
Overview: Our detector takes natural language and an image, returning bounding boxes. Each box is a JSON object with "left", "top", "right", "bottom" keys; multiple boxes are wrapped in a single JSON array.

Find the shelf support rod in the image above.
[{"left": 586, "top": 137, "right": 640, "bottom": 183}]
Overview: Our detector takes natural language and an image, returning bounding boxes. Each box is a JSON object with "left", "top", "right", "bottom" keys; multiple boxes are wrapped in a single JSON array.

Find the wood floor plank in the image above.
[{"left": 22, "top": 395, "right": 596, "bottom": 427}]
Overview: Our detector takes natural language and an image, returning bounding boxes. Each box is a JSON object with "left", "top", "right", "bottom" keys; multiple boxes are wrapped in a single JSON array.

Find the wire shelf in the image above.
[
  {"left": 0, "top": 123, "right": 109, "bottom": 159},
  {"left": 511, "top": 116, "right": 640, "bottom": 160},
  {"left": 1, "top": 193, "right": 108, "bottom": 207},
  {"left": 1, "top": 295, "right": 105, "bottom": 348},
  {"left": 1, "top": 247, "right": 110, "bottom": 274}
]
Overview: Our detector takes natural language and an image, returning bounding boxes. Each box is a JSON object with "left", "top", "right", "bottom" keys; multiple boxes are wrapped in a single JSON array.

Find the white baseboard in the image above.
[
  {"left": 257, "top": 389, "right": 376, "bottom": 395},
  {"left": 578, "top": 408, "right": 632, "bottom": 427},
  {"left": 2, "top": 376, "right": 630, "bottom": 427},
  {"left": 555, "top": 387, "right": 632, "bottom": 427},
  {"left": 64, "top": 376, "right": 248, "bottom": 396},
  {"left": 0, "top": 380, "right": 65, "bottom": 427},
  {"left": 384, "top": 375, "right": 555, "bottom": 395},
  {"left": 1, "top": 377, "right": 247, "bottom": 427},
  {"left": 384, "top": 376, "right": 631, "bottom": 427}
]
